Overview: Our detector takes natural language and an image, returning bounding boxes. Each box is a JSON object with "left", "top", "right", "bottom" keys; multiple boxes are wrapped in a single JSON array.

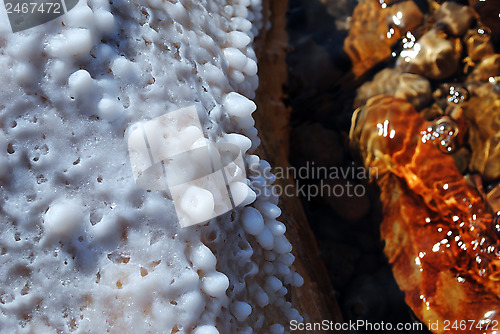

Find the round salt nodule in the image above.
[
  {"left": 165, "top": 1, "right": 188, "bottom": 22},
  {"left": 201, "top": 271, "right": 229, "bottom": 298},
  {"left": 232, "top": 301, "right": 252, "bottom": 322},
  {"left": 94, "top": 9, "right": 116, "bottom": 33},
  {"left": 90, "top": 214, "right": 118, "bottom": 243},
  {"left": 278, "top": 286, "right": 288, "bottom": 296},
  {"left": 222, "top": 133, "right": 252, "bottom": 153},
  {"left": 224, "top": 162, "right": 244, "bottom": 183},
  {"left": 229, "top": 181, "right": 256, "bottom": 207},
  {"left": 264, "top": 251, "right": 277, "bottom": 261},
  {"left": 180, "top": 186, "right": 215, "bottom": 223},
  {"left": 255, "top": 201, "right": 281, "bottom": 219},
  {"left": 242, "top": 58, "right": 258, "bottom": 76},
  {"left": 13, "top": 62, "right": 35, "bottom": 84},
  {"left": 68, "top": 70, "right": 94, "bottom": 97},
  {"left": 233, "top": 5, "right": 248, "bottom": 19},
  {"left": 178, "top": 290, "right": 204, "bottom": 323},
  {"left": 274, "top": 235, "right": 293, "bottom": 255},
  {"left": 270, "top": 324, "right": 285, "bottom": 334},
  {"left": 278, "top": 253, "right": 295, "bottom": 267},
  {"left": 202, "top": 63, "right": 227, "bottom": 86},
  {"left": 234, "top": 115, "right": 256, "bottom": 129},
  {"left": 267, "top": 219, "right": 286, "bottom": 236},
  {"left": 193, "top": 325, "right": 220, "bottom": 334},
  {"left": 262, "top": 261, "right": 274, "bottom": 275},
  {"left": 230, "top": 69, "right": 246, "bottom": 84},
  {"left": 182, "top": 126, "right": 205, "bottom": 150},
  {"left": 241, "top": 207, "right": 264, "bottom": 235},
  {"left": 190, "top": 243, "right": 217, "bottom": 271},
  {"left": 226, "top": 31, "right": 251, "bottom": 49},
  {"left": 250, "top": 175, "right": 266, "bottom": 189},
  {"left": 245, "top": 126, "right": 259, "bottom": 141},
  {"left": 237, "top": 243, "right": 254, "bottom": 262},
  {"left": 223, "top": 48, "right": 248, "bottom": 72},
  {"left": 292, "top": 273, "right": 305, "bottom": 287},
  {"left": 222, "top": 92, "right": 256, "bottom": 118},
  {"left": 64, "top": 4, "right": 94, "bottom": 28},
  {"left": 240, "top": 327, "right": 253, "bottom": 334},
  {"left": 171, "top": 270, "right": 200, "bottom": 293},
  {"left": 97, "top": 97, "right": 123, "bottom": 121},
  {"left": 6, "top": 34, "right": 40, "bottom": 59},
  {"left": 256, "top": 225, "right": 274, "bottom": 250},
  {"left": 46, "top": 28, "right": 93, "bottom": 58},
  {"left": 276, "top": 263, "right": 291, "bottom": 277},
  {"left": 245, "top": 261, "right": 259, "bottom": 277},
  {"left": 111, "top": 57, "right": 139, "bottom": 82},
  {"left": 255, "top": 289, "right": 269, "bottom": 307},
  {"left": 259, "top": 159, "right": 272, "bottom": 174},
  {"left": 265, "top": 276, "right": 283, "bottom": 292},
  {"left": 288, "top": 308, "right": 302, "bottom": 322},
  {"left": 231, "top": 17, "right": 252, "bottom": 32},
  {"left": 44, "top": 199, "right": 83, "bottom": 237},
  {"left": 239, "top": 0, "right": 251, "bottom": 7}
]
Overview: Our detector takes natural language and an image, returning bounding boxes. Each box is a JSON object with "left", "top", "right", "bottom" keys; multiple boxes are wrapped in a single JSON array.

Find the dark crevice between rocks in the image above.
[{"left": 285, "top": 0, "right": 433, "bottom": 332}]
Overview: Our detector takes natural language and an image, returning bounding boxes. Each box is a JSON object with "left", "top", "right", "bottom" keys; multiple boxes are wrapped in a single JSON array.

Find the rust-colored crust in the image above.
[{"left": 352, "top": 96, "right": 500, "bottom": 333}]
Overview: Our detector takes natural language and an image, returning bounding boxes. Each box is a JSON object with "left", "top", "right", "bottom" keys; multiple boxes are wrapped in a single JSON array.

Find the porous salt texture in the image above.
[{"left": 0, "top": 0, "right": 303, "bottom": 333}]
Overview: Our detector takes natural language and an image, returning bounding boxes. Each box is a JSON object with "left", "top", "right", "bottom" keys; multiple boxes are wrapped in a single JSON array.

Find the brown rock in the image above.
[
  {"left": 469, "top": 0, "right": 500, "bottom": 49},
  {"left": 468, "top": 54, "right": 500, "bottom": 82},
  {"left": 464, "top": 27, "right": 495, "bottom": 64},
  {"left": 486, "top": 184, "right": 500, "bottom": 215},
  {"left": 356, "top": 68, "right": 431, "bottom": 110},
  {"left": 435, "top": 1, "right": 474, "bottom": 37},
  {"left": 398, "top": 29, "right": 462, "bottom": 80},
  {"left": 344, "top": 0, "right": 423, "bottom": 78},
  {"left": 463, "top": 83, "right": 500, "bottom": 182}
]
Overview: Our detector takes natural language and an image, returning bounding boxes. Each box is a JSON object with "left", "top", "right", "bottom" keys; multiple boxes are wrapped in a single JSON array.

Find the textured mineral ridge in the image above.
[{"left": 0, "top": 1, "right": 303, "bottom": 333}]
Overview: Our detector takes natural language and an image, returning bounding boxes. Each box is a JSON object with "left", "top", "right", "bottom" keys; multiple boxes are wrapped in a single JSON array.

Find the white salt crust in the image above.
[{"left": 0, "top": 0, "right": 302, "bottom": 333}]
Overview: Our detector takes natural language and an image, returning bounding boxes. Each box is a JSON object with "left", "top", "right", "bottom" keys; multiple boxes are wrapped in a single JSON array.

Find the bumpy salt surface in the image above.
[{"left": 0, "top": 0, "right": 303, "bottom": 333}]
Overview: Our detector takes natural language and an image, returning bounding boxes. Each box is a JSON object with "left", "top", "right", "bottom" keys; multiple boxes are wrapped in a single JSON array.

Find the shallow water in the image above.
[{"left": 282, "top": 0, "right": 490, "bottom": 332}]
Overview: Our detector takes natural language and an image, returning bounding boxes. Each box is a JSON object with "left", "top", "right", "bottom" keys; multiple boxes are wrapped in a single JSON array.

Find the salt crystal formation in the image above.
[{"left": 0, "top": 0, "right": 303, "bottom": 333}]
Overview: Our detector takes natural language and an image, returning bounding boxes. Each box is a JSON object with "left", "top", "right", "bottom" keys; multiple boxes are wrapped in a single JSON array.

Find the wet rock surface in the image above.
[
  {"left": 435, "top": 1, "right": 474, "bottom": 37},
  {"left": 344, "top": 0, "right": 424, "bottom": 78},
  {"left": 286, "top": 0, "right": 500, "bottom": 332},
  {"left": 397, "top": 29, "right": 462, "bottom": 80},
  {"left": 463, "top": 83, "right": 500, "bottom": 182},
  {"left": 355, "top": 68, "right": 432, "bottom": 109}
]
